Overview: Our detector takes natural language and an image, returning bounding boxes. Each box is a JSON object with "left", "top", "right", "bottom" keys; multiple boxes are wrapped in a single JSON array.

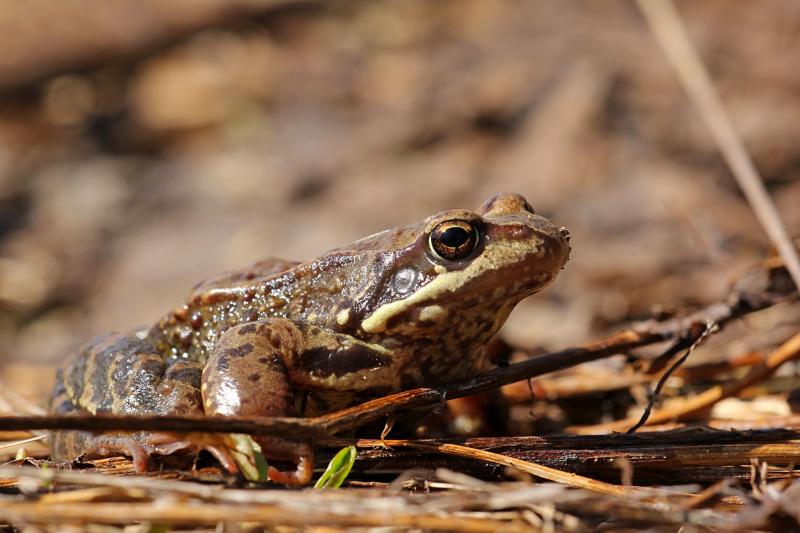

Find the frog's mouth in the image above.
[{"left": 428, "top": 262, "right": 560, "bottom": 308}]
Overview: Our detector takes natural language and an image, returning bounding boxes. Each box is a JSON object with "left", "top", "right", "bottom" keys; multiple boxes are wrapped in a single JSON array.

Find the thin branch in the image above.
[
  {"left": 572, "top": 331, "right": 800, "bottom": 434},
  {"left": 0, "top": 328, "right": 742, "bottom": 439},
  {"left": 0, "top": 500, "right": 529, "bottom": 532},
  {"left": 627, "top": 321, "right": 717, "bottom": 433},
  {"left": 400, "top": 441, "right": 653, "bottom": 500},
  {"left": 0, "top": 435, "right": 47, "bottom": 451},
  {"left": 324, "top": 429, "right": 800, "bottom": 487},
  {"left": 636, "top": 0, "right": 800, "bottom": 291}
]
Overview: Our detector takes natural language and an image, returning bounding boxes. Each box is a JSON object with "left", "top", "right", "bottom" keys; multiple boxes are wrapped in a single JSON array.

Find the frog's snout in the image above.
[
  {"left": 555, "top": 225, "right": 571, "bottom": 258},
  {"left": 529, "top": 217, "right": 571, "bottom": 272}
]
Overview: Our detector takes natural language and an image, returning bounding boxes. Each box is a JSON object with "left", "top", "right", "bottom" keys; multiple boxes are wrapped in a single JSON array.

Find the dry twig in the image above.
[
  {"left": 342, "top": 425, "right": 800, "bottom": 487},
  {"left": 627, "top": 321, "right": 718, "bottom": 433},
  {"left": 636, "top": 0, "right": 800, "bottom": 291},
  {"left": 571, "top": 331, "right": 800, "bottom": 434},
  {"left": 399, "top": 441, "right": 649, "bottom": 499}
]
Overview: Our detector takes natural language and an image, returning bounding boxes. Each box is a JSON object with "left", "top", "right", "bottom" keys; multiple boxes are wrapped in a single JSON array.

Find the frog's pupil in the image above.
[{"left": 440, "top": 226, "right": 469, "bottom": 247}]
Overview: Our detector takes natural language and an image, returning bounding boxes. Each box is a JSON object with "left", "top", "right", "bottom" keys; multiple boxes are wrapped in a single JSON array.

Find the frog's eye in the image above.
[{"left": 429, "top": 220, "right": 478, "bottom": 261}]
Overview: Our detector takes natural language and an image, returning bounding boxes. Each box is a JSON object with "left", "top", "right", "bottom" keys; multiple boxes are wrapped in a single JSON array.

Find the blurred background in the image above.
[{"left": 0, "top": 0, "right": 799, "bottom": 407}]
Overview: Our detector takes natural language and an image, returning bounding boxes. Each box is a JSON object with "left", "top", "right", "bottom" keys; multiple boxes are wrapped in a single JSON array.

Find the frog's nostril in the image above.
[{"left": 559, "top": 227, "right": 571, "bottom": 242}]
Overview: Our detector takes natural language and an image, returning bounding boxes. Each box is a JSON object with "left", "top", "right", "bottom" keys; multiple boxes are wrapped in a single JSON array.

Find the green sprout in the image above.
[
  {"left": 227, "top": 434, "right": 269, "bottom": 482},
  {"left": 314, "top": 445, "right": 357, "bottom": 489}
]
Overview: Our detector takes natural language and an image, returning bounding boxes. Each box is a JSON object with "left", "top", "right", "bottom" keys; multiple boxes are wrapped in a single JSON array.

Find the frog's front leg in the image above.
[{"left": 203, "top": 318, "right": 396, "bottom": 485}]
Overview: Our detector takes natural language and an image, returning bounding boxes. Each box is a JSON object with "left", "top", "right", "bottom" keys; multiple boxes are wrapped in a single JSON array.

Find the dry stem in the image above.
[
  {"left": 636, "top": 0, "right": 800, "bottom": 291},
  {"left": 571, "top": 331, "right": 800, "bottom": 434}
]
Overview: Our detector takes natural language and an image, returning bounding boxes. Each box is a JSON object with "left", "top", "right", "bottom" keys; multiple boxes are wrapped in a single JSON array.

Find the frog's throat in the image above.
[{"left": 360, "top": 240, "right": 549, "bottom": 334}]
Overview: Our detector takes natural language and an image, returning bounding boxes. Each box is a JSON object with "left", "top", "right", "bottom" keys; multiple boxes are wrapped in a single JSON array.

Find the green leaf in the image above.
[
  {"left": 227, "top": 434, "right": 268, "bottom": 482},
  {"left": 40, "top": 463, "right": 53, "bottom": 490},
  {"left": 314, "top": 445, "right": 357, "bottom": 489},
  {"left": 253, "top": 446, "right": 269, "bottom": 482}
]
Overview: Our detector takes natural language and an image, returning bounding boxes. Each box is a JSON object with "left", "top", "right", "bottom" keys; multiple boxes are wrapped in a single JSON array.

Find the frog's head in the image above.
[{"left": 347, "top": 193, "right": 570, "bottom": 340}]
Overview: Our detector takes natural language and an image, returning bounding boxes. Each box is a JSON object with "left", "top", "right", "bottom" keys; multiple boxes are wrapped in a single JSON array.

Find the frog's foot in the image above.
[
  {"left": 77, "top": 434, "right": 156, "bottom": 472},
  {"left": 141, "top": 432, "right": 239, "bottom": 474},
  {"left": 259, "top": 437, "right": 314, "bottom": 486},
  {"left": 78, "top": 432, "right": 238, "bottom": 475}
]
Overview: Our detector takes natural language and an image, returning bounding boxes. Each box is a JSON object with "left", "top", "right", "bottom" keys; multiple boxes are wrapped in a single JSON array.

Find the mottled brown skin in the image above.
[{"left": 49, "top": 193, "right": 571, "bottom": 485}]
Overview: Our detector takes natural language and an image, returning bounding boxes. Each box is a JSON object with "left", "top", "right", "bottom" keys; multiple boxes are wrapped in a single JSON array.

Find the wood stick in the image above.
[
  {"left": 0, "top": 500, "right": 528, "bottom": 532},
  {"left": 399, "top": 441, "right": 645, "bottom": 499},
  {"left": 636, "top": 0, "right": 800, "bottom": 291},
  {"left": 571, "top": 332, "right": 800, "bottom": 434},
  {"left": 335, "top": 428, "right": 800, "bottom": 485}
]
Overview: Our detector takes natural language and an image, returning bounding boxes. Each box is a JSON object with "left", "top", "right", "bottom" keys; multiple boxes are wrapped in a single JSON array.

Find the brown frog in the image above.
[{"left": 49, "top": 193, "right": 571, "bottom": 484}]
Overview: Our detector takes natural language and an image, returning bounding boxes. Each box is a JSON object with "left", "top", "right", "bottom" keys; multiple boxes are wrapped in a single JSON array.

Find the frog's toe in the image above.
[
  {"left": 202, "top": 443, "right": 239, "bottom": 474},
  {"left": 267, "top": 455, "right": 313, "bottom": 486},
  {"left": 139, "top": 432, "right": 194, "bottom": 455},
  {"left": 79, "top": 434, "right": 154, "bottom": 473},
  {"left": 260, "top": 438, "right": 314, "bottom": 486}
]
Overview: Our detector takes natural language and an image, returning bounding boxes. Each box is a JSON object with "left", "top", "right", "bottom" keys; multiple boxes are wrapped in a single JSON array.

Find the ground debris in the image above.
[{"left": 1, "top": 1, "right": 800, "bottom": 531}]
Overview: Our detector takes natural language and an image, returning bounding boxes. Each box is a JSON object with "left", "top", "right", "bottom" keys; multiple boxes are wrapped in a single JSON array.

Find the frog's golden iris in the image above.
[{"left": 429, "top": 220, "right": 479, "bottom": 261}]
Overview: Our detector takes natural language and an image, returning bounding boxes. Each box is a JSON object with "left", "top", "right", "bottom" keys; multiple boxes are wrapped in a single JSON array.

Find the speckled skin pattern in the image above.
[{"left": 49, "top": 193, "right": 571, "bottom": 485}]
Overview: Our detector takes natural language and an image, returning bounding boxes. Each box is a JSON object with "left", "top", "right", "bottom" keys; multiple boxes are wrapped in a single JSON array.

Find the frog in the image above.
[{"left": 48, "top": 192, "right": 571, "bottom": 485}]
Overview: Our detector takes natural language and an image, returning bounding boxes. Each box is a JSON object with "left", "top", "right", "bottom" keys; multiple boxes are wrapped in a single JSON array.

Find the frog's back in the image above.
[
  {"left": 146, "top": 257, "right": 307, "bottom": 362},
  {"left": 192, "top": 259, "right": 300, "bottom": 291}
]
